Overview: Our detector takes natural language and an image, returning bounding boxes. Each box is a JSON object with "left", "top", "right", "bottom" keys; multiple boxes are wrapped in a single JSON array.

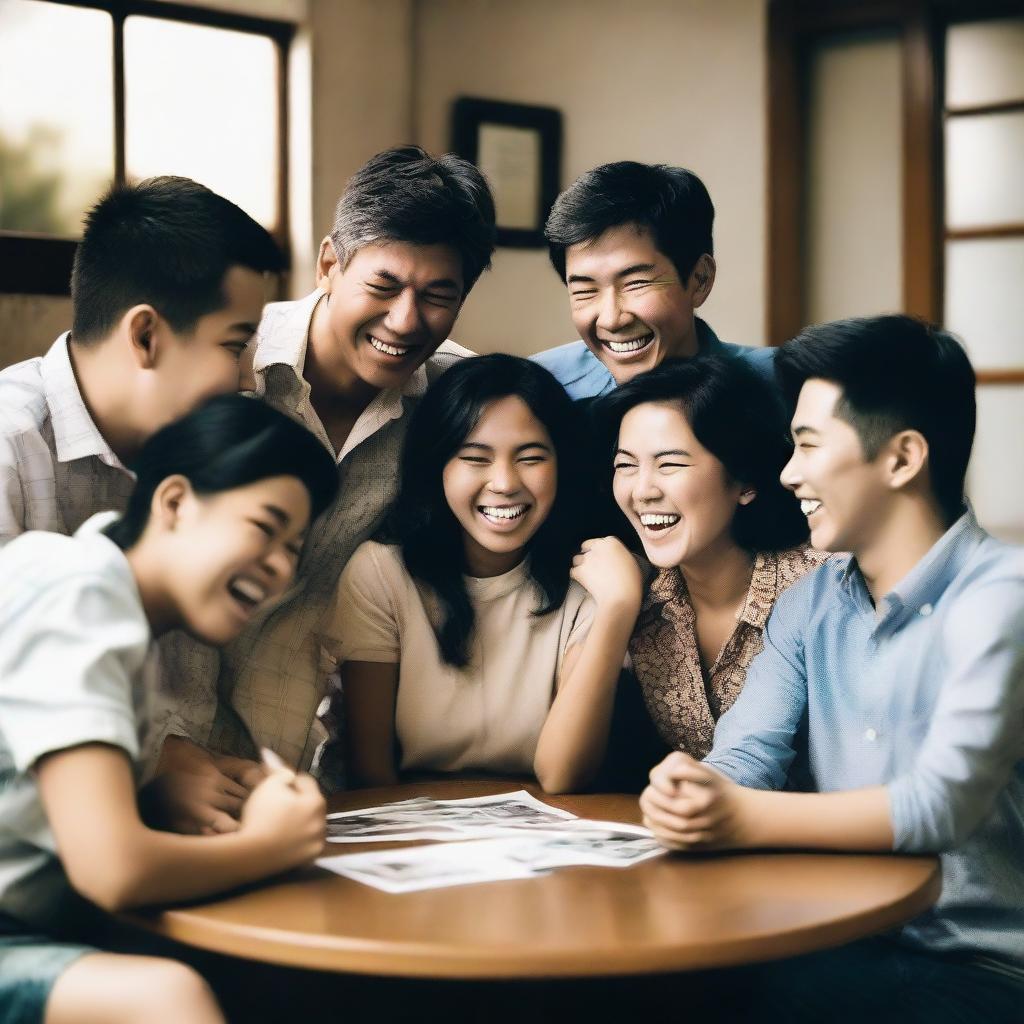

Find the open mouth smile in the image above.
[
  {"left": 477, "top": 503, "right": 530, "bottom": 530},
  {"left": 226, "top": 575, "right": 268, "bottom": 617},
  {"left": 639, "top": 511, "right": 681, "bottom": 535},
  {"left": 800, "top": 499, "right": 823, "bottom": 518},
  {"left": 601, "top": 333, "right": 655, "bottom": 357},
  {"left": 367, "top": 333, "right": 418, "bottom": 359}
]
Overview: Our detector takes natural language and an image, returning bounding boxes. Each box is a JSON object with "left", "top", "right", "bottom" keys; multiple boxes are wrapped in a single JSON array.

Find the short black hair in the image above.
[
  {"left": 545, "top": 161, "right": 714, "bottom": 284},
  {"left": 596, "top": 354, "right": 808, "bottom": 553},
  {"left": 330, "top": 145, "right": 497, "bottom": 295},
  {"left": 71, "top": 176, "right": 284, "bottom": 345},
  {"left": 104, "top": 394, "right": 337, "bottom": 550},
  {"left": 775, "top": 315, "right": 976, "bottom": 525},
  {"left": 380, "top": 354, "right": 588, "bottom": 667}
]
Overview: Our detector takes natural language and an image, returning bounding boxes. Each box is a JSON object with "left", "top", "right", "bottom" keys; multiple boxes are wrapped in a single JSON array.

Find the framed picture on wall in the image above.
[{"left": 451, "top": 97, "right": 562, "bottom": 248}]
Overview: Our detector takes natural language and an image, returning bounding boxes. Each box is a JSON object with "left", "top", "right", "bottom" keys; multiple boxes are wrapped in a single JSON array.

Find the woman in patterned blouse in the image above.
[{"left": 594, "top": 354, "right": 827, "bottom": 759}]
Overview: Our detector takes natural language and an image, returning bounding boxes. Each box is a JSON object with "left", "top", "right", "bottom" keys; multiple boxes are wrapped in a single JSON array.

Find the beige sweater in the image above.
[{"left": 326, "top": 541, "right": 594, "bottom": 775}]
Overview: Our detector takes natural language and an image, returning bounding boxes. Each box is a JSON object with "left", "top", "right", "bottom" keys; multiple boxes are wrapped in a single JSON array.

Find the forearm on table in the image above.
[
  {"left": 534, "top": 604, "right": 635, "bottom": 794},
  {"left": 94, "top": 827, "right": 296, "bottom": 911},
  {"left": 740, "top": 785, "right": 894, "bottom": 851}
]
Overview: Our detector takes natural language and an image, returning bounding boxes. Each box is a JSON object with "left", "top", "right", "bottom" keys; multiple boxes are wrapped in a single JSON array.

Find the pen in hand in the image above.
[{"left": 260, "top": 746, "right": 298, "bottom": 789}]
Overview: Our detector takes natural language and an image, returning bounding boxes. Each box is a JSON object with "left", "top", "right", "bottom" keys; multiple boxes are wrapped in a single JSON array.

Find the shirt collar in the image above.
[
  {"left": 250, "top": 289, "right": 432, "bottom": 460},
  {"left": 646, "top": 552, "right": 777, "bottom": 630},
  {"left": 561, "top": 321, "right": 718, "bottom": 391},
  {"left": 695, "top": 317, "right": 723, "bottom": 355},
  {"left": 840, "top": 506, "right": 984, "bottom": 618},
  {"left": 886, "top": 507, "right": 984, "bottom": 615},
  {"left": 738, "top": 551, "right": 779, "bottom": 629},
  {"left": 252, "top": 288, "right": 322, "bottom": 377},
  {"left": 40, "top": 333, "right": 128, "bottom": 471}
]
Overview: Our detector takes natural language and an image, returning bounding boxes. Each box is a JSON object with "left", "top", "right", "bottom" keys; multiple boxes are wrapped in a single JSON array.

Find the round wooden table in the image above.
[{"left": 129, "top": 779, "right": 941, "bottom": 979}]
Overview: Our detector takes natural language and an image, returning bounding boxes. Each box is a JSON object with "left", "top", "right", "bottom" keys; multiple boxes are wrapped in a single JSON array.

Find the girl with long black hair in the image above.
[{"left": 327, "top": 354, "right": 642, "bottom": 793}]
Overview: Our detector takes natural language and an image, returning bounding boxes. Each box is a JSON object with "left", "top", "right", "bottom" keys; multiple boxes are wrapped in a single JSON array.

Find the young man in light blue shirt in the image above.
[
  {"left": 532, "top": 161, "right": 774, "bottom": 400},
  {"left": 641, "top": 315, "right": 1023, "bottom": 1020}
]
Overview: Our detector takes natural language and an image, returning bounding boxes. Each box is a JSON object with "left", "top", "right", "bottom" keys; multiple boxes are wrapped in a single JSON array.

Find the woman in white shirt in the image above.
[
  {"left": 328, "top": 355, "right": 642, "bottom": 793},
  {"left": 0, "top": 395, "right": 336, "bottom": 1024}
]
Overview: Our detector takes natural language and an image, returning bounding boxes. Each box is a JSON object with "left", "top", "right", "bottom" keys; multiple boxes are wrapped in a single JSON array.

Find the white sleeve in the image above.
[{"left": 0, "top": 575, "right": 150, "bottom": 772}]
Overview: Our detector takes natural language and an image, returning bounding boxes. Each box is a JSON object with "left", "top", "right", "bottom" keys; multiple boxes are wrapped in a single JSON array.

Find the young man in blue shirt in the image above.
[
  {"left": 532, "top": 161, "right": 774, "bottom": 399},
  {"left": 641, "top": 315, "right": 1023, "bottom": 1020}
]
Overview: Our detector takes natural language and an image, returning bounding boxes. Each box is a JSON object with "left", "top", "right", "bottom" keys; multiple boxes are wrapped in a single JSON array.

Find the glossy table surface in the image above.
[{"left": 128, "top": 779, "right": 941, "bottom": 979}]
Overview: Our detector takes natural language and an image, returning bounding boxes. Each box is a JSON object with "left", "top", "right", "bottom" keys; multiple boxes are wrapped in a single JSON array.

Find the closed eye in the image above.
[
  {"left": 459, "top": 456, "right": 490, "bottom": 465},
  {"left": 250, "top": 519, "right": 276, "bottom": 537},
  {"left": 613, "top": 461, "right": 637, "bottom": 472},
  {"left": 659, "top": 462, "right": 689, "bottom": 469}
]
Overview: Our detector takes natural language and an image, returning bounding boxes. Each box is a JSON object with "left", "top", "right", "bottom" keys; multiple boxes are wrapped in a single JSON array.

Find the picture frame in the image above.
[{"left": 451, "top": 97, "right": 562, "bottom": 248}]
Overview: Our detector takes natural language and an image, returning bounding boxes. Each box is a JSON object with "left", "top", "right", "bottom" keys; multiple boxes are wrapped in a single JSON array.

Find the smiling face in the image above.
[
  {"left": 780, "top": 379, "right": 892, "bottom": 555},
  {"left": 161, "top": 475, "right": 311, "bottom": 645},
  {"left": 565, "top": 223, "right": 711, "bottom": 385},
  {"left": 312, "top": 239, "right": 465, "bottom": 394},
  {"left": 139, "top": 265, "right": 266, "bottom": 437},
  {"left": 613, "top": 402, "right": 749, "bottom": 570},
  {"left": 441, "top": 395, "right": 558, "bottom": 578}
]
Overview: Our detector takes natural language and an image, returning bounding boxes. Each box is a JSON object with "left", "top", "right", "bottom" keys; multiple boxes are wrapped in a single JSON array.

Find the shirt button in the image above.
[
  {"left": 919, "top": 603, "right": 933, "bottom": 616},
  {"left": 864, "top": 728, "right": 878, "bottom": 742}
]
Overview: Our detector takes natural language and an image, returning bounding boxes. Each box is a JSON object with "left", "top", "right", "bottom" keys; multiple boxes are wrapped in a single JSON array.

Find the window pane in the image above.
[
  {"left": 803, "top": 32, "right": 903, "bottom": 325},
  {"left": 945, "top": 238, "right": 1024, "bottom": 371},
  {"left": 946, "top": 18, "right": 1024, "bottom": 109},
  {"left": 967, "top": 386, "right": 1024, "bottom": 541},
  {"left": 124, "top": 17, "right": 279, "bottom": 229},
  {"left": 945, "top": 112, "right": 1024, "bottom": 229},
  {"left": 0, "top": 0, "right": 113, "bottom": 237}
]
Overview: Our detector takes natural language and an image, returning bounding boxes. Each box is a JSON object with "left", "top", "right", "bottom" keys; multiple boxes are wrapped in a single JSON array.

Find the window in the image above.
[
  {"left": 0, "top": 0, "right": 293, "bottom": 295},
  {"left": 767, "top": 1, "right": 1024, "bottom": 539}
]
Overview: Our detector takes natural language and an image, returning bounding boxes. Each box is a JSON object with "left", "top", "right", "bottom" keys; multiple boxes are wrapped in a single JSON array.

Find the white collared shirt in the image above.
[
  {"left": 0, "top": 513, "right": 155, "bottom": 931},
  {"left": 156, "top": 290, "right": 474, "bottom": 768},
  {"left": 0, "top": 334, "right": 135, "bottom": 546}
]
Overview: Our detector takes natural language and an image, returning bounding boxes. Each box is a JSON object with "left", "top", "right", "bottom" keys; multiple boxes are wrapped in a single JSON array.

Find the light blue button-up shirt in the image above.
[
  {"left": 530, "top": 318, "right": 776, "bottom": 401},
  {"left": 705, "top": 510, "right": 1024, "bottom": 968}
]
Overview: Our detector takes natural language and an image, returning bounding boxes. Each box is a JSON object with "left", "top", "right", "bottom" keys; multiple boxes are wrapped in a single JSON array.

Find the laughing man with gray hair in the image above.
[{"left": 155, "top": 146, "right": 496, "bottom": 813}]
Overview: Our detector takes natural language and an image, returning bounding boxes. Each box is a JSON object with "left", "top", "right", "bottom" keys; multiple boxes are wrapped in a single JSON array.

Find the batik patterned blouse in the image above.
[{"left": 630, "top": 545, "right": 829, "bottom": 758}]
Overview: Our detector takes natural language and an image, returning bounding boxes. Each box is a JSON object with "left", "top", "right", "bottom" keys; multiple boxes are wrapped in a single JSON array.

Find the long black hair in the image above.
[
  {"left": 103, "top": 394, "right": 338, "bottom": 550},
  {"left": 596, "top": 355, "right": 808, "bottom": 553},
  {"left": 381, "top": 354, "right": 588, "bottom": 667}
]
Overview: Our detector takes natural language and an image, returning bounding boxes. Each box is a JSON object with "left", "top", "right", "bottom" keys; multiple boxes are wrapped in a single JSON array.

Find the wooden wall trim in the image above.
[
  {"left": 766, "top": 0, "right": 805, "bottom": 347},
  {"left": 902, "top": 2, "right": 943, "bottom": 322}
]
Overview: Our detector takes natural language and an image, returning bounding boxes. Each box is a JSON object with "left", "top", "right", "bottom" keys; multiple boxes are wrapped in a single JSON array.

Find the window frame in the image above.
[
  {"left": 0, "top": 0, "right": 294, "bottom": 296},
  {"left": 766, "top": 0, "right": 1024, "bottom": 386}
]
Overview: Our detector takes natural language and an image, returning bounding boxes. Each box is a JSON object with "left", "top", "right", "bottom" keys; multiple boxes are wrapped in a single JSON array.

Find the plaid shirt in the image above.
[
  {"left": 156, "top": 290, "right": 473, "bottom": 768},
  {"left": 0, "top": 334, "right": 135, "bottom": 547}
]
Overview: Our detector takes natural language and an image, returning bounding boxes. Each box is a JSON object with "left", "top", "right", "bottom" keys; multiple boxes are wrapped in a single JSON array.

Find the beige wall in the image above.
[
  {"left": 1, "top": 0, "right": 768, "bottom": 366},
  {"left": 413, "top": 0, "right": 768, "bottom": 356}
]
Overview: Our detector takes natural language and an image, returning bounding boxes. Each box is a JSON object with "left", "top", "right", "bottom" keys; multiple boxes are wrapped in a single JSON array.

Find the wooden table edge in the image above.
[{"left": 124, "top": 856, "right": 942, "bottom": 979}]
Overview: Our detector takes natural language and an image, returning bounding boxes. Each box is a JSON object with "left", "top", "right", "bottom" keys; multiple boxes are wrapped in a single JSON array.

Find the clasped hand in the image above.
[{"left": 640, "top": 751, "right": 751, "bottom": 851}]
